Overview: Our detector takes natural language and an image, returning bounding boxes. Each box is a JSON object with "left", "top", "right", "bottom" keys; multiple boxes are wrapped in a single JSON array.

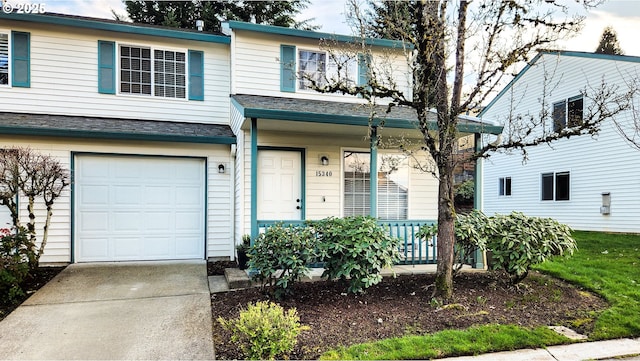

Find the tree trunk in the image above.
[
  {"left": 38, "top": 205, "right": 53, "bottom": 262},
  {"left": 434, "top": 161, "right": 456, "bottom": 301}
]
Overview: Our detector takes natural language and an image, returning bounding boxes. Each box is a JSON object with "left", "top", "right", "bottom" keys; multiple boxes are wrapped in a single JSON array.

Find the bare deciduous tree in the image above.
[
  {"left": 310, "top": 0, "right": 634, "bottom": 300},
  {"left": 0, "top": 147, "right": 69, "bottom": 269}
]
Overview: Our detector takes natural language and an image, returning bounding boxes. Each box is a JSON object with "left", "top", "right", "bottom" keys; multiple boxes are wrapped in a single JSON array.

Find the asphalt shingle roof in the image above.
[
  {"left": 231, "top": 94, "right": 502, "bottom": 134},
  {"left": 0, "top": 112, "right": 236, "bottom": 144}
]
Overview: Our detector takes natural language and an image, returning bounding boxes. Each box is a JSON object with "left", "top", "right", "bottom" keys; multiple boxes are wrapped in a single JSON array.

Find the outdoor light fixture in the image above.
[
  {"left": 320, "top": 155, "right": 329, "bottom": 166},
  {"left": 218, "top": 164, "right": 225, "bottom": 173}
]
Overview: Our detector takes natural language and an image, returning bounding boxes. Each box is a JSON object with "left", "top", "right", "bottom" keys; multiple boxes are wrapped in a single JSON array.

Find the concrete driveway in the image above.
[{"left": 0, "top": 261, "right": 215, "bottom": 360}]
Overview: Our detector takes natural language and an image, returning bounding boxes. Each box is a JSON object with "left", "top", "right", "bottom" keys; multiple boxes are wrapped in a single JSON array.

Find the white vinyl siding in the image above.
[
  {"left": 229, "top": 31, "right": 412, "bottom": 102},
  {"left": 0, "top": 135, "right": 233, "bottom": 264},
  {"left": 0, "top": 21, "right": 230, "bottom": 124},
  {"left": 482, "top": 53, "right": 640, "bottom": 232}
]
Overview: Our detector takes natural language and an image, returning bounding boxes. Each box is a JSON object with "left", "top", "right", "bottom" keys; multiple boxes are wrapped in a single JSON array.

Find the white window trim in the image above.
[
  {"left": 340, "top": 148, "right": 412, "bottom": 219},
  {"left": 116, "top": 42, "right": 189, "bottom": 101},
  {"left": 0, "top": 29, "right": 11, "bottom": 88}
]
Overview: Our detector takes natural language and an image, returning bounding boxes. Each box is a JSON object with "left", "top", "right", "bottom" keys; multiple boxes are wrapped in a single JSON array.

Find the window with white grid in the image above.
[
  {"left": 0, "top": 33, "right": 8, "bottom": 86},
  {"left": 154, "top": 49, "right": 186, "bottom": 98},
  {"left": 120, "top": 45, "right": 186, "bottom": 98}
]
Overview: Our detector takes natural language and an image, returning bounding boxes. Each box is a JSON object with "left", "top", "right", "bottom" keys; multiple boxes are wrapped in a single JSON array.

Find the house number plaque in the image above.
[{"left": 315, "top": 170, "right": 333, "bottom": 177}]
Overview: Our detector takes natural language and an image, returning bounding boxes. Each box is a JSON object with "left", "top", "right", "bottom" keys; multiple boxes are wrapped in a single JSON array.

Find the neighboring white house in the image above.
[
  {"left": 480, "top": 50, "right": 640, "bottom": 233},
  {"left": 0, "top": 12, "right": 501, "bottom": 265}
]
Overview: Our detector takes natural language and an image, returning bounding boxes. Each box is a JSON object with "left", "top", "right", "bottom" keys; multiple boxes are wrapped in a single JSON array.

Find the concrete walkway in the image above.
[
  {"left": 443, "top": 338, "right": 640, "bottom": 361},
  {"left": 0, "top": 261, "right": 215, "bottom": 360}
]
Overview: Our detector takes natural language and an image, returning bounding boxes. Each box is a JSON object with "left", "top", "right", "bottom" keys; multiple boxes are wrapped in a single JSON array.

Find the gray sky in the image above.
[{"left": 32, "top": 0, "right": 640, "bottom": 56}]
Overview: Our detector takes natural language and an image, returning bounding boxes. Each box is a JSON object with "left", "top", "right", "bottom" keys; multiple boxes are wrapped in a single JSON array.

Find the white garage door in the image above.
[{"left": 75, "top": 155, "right": 205, "bottom": 262}]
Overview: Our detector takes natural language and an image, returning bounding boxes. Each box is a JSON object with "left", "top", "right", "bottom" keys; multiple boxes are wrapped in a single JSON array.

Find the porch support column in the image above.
[
  {"left": 250, "top": 117, "right": 258, "bottom": 242},
  {"left": 369, "top": 126, "right": 378, "bottom": 218},
  {"left": 473, "top": 132, "right": 485, "bottom": 269}
]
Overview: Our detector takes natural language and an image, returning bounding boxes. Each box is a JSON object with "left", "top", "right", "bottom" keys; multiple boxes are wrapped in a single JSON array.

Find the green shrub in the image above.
[
  {"left": 418, "top": 211, "right": 576, "bottom": 284},
  {"left": 454, "top": 179, "right": 475, "bottom": 205},
  {"left": 248, "top": 223, "right": 317, "bottom": 299},
  {"left": 218, "top": 301, "right": 310, "bottom": 360},
  {"left": 313, "top": 216, "right": 400, "bottom": 294},
  {"left": 417, "top": 210, "right": 489, "bottom": 275},
  {"left": 486, "top": 212, "right": 577, "bottom": 284},
  {"left": 0, "top": 227, "right": 35, "bottom": 304}
]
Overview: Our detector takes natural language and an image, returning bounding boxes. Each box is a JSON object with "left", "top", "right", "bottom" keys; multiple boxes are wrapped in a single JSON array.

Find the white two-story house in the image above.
[
  {"left": 481, "top": 50, "right": 640, "bottom": 233},
  {"left": 0, "top": 13, "right": 234, "bottom": 263},
  {"left": 0, "top": 12, "right": 500, "bottom": 266}
]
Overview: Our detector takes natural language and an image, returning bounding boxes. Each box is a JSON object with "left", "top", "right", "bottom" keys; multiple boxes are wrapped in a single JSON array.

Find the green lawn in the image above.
[
  {"left": 535, "top": 231, "right": 640, "bottom": 339},
  {"left": 321, "top": 231, "right": 640, "bottom": 360}
]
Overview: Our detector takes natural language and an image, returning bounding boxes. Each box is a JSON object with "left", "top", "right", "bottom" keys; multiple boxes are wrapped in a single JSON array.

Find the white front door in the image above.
[{"left": 257, "top": 150, "right": 302, "bottom": 220}]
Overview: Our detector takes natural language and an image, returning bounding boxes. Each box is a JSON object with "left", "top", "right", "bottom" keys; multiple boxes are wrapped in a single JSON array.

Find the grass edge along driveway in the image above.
[{"left": 321, "top": 231, "right": 640, "bottom": 360}]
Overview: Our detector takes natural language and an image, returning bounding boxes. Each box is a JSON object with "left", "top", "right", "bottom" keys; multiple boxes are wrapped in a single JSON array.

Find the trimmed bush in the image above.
[
  {"left": 218, "top": 301, "right": 309, "bottom": 360},
  {"left": 486, "top": 212, "right": 577, "bottom": 284},
  {"left": 420, "top": 211, "right": 577, "bottom": 284},
  {"left": 248, "top": 223, "right": 317, "bottom": 299},
  {"left": 313, "top": 216, "right": 400, "bottom": 294}
]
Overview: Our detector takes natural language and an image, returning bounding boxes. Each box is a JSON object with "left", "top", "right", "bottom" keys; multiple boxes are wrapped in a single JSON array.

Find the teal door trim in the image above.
[
  {"left": 250, "top": 118, "right": 258, "bottom": 241},
  {"left": 369, "top": 126, "right": 378, "bottom": 218}
]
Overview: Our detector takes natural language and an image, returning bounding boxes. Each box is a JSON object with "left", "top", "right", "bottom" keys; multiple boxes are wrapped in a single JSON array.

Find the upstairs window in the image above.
[
  {"left": 298, "top": 50, "right": 326, "bottom": 90},
  {"left": 0, "top": 33, "right": 7, "bottom": 85},
  {"left": 498, "top": 177, "right": 512, "bottom": 196},
  {"left": 119, "top": 45, "right": 186, "bottom": 98},
  {"left": 541, "top": 172, "right": 570, "bottom": 201},
  {"left": 553, "top": 96, "right": 583, "bottom": 132}
]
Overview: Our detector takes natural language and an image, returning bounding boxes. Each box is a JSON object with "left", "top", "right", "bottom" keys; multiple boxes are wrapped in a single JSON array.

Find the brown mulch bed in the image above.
[
  {"left": 210, "top": 270, "right": 607, "bottom": 360},
  {"left": 0, "top": 266, "right": 66, "bottom": 321}
]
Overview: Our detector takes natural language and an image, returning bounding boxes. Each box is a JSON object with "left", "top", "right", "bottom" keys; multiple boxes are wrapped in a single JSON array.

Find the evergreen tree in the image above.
[
  {"left": 123, "top": 0, "right": 316, "bottom": 32},
  {"left": 595, "top": 26, "right": 624, "bottom": 55}
]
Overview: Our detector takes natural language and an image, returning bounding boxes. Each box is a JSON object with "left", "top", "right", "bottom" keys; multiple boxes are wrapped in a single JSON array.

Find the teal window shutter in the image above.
[
  {"left": 280, "top": 45, "right": 296, "bottom": 92},
  {"left": 357, "top": 53, "right": 371, "bottom": 87},
  {"left": 188, "top": 50, "right": 204, "bottom": 101},
  {"left": 11, "top": 31, "right": 30, "bottom": 88},
  {"left": 97, "top": 40, "right": 115, "bottom": 94}
]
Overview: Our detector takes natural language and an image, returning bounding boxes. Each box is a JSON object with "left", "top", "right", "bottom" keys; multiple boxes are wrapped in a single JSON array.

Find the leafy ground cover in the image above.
[{"left": 211, "top": 269, "right": 606, "bottom": 360}]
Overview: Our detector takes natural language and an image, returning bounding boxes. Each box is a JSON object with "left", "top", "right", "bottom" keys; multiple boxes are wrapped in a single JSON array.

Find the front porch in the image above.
[{"left": 231, "top": 94, "right": 502, "bottom": 269}]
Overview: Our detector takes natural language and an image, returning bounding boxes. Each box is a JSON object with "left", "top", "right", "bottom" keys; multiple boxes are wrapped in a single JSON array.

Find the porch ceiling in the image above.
[{"left": 231, "top": 94, "right": 503, "bottom": 135}]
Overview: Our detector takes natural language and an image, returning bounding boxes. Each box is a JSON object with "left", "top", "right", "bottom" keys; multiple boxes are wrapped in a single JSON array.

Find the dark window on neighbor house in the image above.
[
  {"left": 498, "top": 177, "right": 512, "bottom": 196},
  {"left": 553, "top": 96, "right": 583, "bottom": 132},
  {"left": 542, "top": 172, "right": 570, "bottom": 201},
  {"left": 567, "top": 97, "right": 584, "bottom": 127},
  {"left": 555, "top": 172, "right": 570, "bottom": 201}
]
